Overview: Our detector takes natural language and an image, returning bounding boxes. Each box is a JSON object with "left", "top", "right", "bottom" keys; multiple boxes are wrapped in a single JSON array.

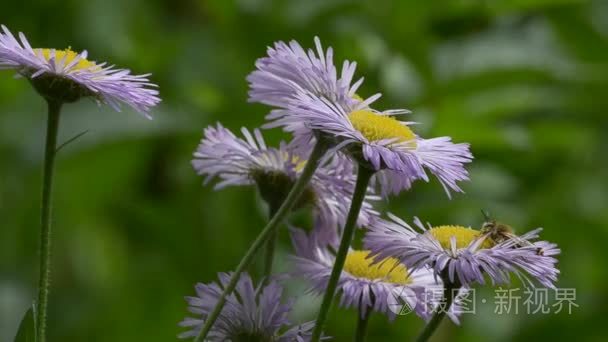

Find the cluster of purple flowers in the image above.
[
  {"left": 1, "top": 24, "right": 560, "bottom": 341},
  {"left": 182, "top": 38, "right": 560, "bottom": 340}
]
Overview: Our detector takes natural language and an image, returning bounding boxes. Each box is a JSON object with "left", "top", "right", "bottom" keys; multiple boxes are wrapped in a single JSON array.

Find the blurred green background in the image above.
[{"left": 1, "top": 0, "right": 607, "bottom": 341}]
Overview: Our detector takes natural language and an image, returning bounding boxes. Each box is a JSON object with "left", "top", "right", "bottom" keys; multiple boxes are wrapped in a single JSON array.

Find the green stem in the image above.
[
  {"left": 36, "top": 99, "right": 62, "bottom": 342},
  {"left": 415, "top": 280, "right": 457, "bottom": 342},
  {"left": 354, "top": 306, "right": 372, "bottom": 342},
  {"left": 311, "top": 165, "right": 374, "bottom": 341},
  {"left": 262, "top": 204, "right": 280, "bottom": 282},
  {"left": 193, "top": 139, "right": 328, "bottom": 342}
]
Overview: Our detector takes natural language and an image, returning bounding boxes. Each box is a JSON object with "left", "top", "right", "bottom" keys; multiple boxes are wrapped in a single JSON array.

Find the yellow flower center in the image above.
[
  {"left": 343, "top": 250, "right": 411, "bottom": 284},
  {"left": 348, "top": 109, "right": 417, "bottom": 146},
  {"left": 35, "top": 48, "right": 97, "bottom": 71},
  {"left": 288, "top": 154, "right": 307, "bottom": 172},
  {"left": 428, "top": 225, "right": 494, "bottom": 250}
]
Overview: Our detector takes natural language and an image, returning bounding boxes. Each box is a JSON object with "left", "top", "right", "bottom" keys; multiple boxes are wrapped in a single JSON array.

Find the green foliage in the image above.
[
  {"left": 1, "top": 0, "right": 607, "bottom": 341},
  {"left": 14, "top": 304, "right": 36, "bottom": 342}
]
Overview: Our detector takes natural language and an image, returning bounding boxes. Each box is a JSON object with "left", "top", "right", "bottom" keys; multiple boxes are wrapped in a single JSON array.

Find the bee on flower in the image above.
[{"left": 364, "top": 214, "right": 560, "bottom": 289}]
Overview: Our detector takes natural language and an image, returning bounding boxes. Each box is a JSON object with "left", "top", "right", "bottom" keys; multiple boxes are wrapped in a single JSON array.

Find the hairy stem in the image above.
[
  {"left": 311, "top": 165, "right": 374, "bottom": 341},
  {"left": 36, "top": 100, "right": 62, "bottom": 342},
  {"left": 193, "top": 139, "right": 328, "bottom": 342},
  {"left": 262, "top": 204, "right": 280, "bottom": 282}
]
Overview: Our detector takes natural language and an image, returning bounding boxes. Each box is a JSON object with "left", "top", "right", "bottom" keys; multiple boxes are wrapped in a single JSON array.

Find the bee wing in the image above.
[{"left": 504, "top": 232, "right": 535, "bottom": 248}]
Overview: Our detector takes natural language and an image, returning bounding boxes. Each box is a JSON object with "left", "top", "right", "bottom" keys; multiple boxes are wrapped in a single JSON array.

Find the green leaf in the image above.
[{"left": 14, "top": 303, "right": 37, "bottom": 342}]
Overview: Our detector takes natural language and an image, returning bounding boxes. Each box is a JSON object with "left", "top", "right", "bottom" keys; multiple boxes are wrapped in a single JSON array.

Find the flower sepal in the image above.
[
  {"left": 28, "top": 72, "right": 94, "bottom": 104},
  {"left": 253, "top": 169, "right": 316, "bottom": 212}
]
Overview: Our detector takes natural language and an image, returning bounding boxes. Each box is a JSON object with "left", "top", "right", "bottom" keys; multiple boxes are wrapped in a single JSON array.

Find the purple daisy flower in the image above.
[
  {"left": 0, "top": 25, "right": 160, "bottom": 117},
  {"left": 247, "top": 38, "right": 471, "bottom": 197},
  {"left": 191, "top": 124, "right": 379, "bottom": 238},
  {"left": 247, "top": 37, "right": 361, "bottom": 111},
  {"left": 281, "top": 92, "right": 472, "bottom": 198},
  {"left": 290, "top": 225, "right": 465, "bottom": 323},
  {"left": 364, "top": 214, "right": 560, "bottom": 289},
  {"left": 247, "top": 37, "right": 370, "bottom": 159},
  {"left": 179, "top": 272, "right": 317, "bottom": 341}
]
